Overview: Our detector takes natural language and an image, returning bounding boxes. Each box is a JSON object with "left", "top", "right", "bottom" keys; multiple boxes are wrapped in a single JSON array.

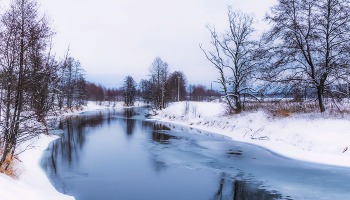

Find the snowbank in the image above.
[
  {"left": 152, "top": 101, "right": 350, "bottom": 168},
  {"left": 63, "top": 101, "right": 147, "bottom": 115},
  {"left": 0, "top": 135, "right": 74, "bottom": 200},
  {"left": 0, "top": 101, "right": 147, "bottom": 200}
]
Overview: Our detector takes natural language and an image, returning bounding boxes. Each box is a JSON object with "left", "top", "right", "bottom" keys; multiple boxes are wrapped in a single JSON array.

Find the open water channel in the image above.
[{"left": 40, "top": 106, "right": 350, "bottom": 200}]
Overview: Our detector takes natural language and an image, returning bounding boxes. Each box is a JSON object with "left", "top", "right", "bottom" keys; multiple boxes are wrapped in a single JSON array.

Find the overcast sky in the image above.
[{"left": 36, "top": 0, "right": 277, "bottom": 90}]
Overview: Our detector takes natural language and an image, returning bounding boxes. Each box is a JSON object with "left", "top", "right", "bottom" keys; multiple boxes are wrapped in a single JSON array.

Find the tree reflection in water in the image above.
[
  {"left": 62, "top": 113, "right": 104, "bottom": 164},
  {"left": 42, "top": 112, "right": 106, "bottom": 194},
  {"left": 124, "top": 118, "right": 136, "bottom": 136},
  {"left": 151, "top": 124, "right": 178, "bottom": 145},
  {"left": 211, "top": 173, "right": 282, "bottom": 200},
  {"left": 123, "top": 107, "right": 139, "bottom": 118},
  {"left": 41, "top": 108, "right": 285, "bottom": 200}
]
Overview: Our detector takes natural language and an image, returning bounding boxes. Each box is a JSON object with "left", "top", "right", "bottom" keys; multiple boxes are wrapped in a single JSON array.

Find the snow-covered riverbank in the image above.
[
  {"left": 0, "top": 101, "right": 145, "bottom": 200},
  {"left": 62, "top": 101, "right": 146, "bottom": 116},
  {"left": 0, "top": 135, "right": 74, "bottom": 200},
  {"left": 151, "top": 101, "right": 350, "bottom": 168}
]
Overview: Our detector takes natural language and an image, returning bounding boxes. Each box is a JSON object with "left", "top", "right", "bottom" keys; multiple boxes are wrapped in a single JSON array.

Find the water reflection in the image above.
[
  {"left": 150, "top": 159, "right": 168, "bottom": 173},
  {"left": 211, "top": 173, "right": 282, "bottom": 200},
  {"left": 151, "top": 124, "right": 177, "bottom": 144},
  {"left": 41, "top": 109, "right": 286, "bottom": 199},
  {"left": 41, "top": 113, "right": 107, "bottom": 193},
  {"left": 152, "top": 131, "right": 177, "bottom": 144},
  {"left": 151, "top": 122, "right": 230, "bottom": 139},
  {"left": 123, "top": 107, "right": 141, "bottom": 118},
  {"left": 41, "top": 107, "right": 350, "bottom": 200},
  {"left": 125, "top": 119, "right": 136, "bottom": 136}
]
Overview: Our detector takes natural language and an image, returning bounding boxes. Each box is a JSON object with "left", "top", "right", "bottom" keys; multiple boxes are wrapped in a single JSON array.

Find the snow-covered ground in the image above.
[
  {"left": 0, "top": 101, "right": 146, "bottom": 200},
  {"left": 151, "top": 101, "right": 350, "bottom": 168},
  {"left": 0, "top": 135, "right": 74, "bottom": 200},
  {"left": 62, "top": 101, "right": 146, "bottom": 115}
]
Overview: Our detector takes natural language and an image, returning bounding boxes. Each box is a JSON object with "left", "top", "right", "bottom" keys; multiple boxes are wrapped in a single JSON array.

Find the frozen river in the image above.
[{"left": 40, "top": 106, "right": 350, "bottom": 200}]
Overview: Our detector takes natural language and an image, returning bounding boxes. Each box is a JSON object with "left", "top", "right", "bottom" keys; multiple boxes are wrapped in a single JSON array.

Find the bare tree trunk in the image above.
[
  {"left": 317, "top": 86, "right": 326, "bottom": 113},
  {"left": 0, "top": 74, "right": 2, "bottom": 122},
  {"left": 161, "top": 89, "right": 164, "bottom": 109},
  {"left": 11, "top": 6, "right": 26, "bottom": 158},
  {"left": 234, "top": 96, "right": 242, "bottom": 113},
  {"left": 243, "top": 93, "right": 245, "bottom": 111},
  {"left": 0, "top": 81, "right": 14, "bottom": 168}
]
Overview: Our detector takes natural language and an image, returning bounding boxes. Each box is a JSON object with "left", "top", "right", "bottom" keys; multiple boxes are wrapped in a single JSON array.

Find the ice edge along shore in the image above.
[{"left": 151, "top": 101, "right": 350, "bottom": 169}]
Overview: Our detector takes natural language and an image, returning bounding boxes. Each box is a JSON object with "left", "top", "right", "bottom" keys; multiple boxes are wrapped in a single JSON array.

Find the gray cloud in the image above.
[{"left": 37, "top": 0, "right": 277, "bottom": 89}]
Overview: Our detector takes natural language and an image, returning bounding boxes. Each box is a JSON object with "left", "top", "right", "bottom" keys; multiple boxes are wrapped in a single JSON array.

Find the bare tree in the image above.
[
  {"left": 149, "top": 57, "right": 170, "bottom": 109},
  {"left": 85, "top": 82, "right": 105, "bottom": 102},
  {"left": 139, "top": 79, "right": 152, "bottom": 103},
  {"left": 123, "top": 75, "right": 137, "bottom": 106},
  {"left": 0, "top": 0, "right": 53, "bottom": 170},
  {"left": 200, "top": 7, "right": 260, "bottom": 113},
  {"left": 167, "top": 71, "right": 187, "bottom": 102},
  {"left": 262, "top": 0, "right": 350, "bottom": 112},
  {"left": 56, "top": 57, "right": 86, "bottom": 109}
]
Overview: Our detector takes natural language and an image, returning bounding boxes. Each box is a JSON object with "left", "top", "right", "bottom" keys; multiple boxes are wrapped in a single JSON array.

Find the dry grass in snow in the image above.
[
  {"left": 0, "top": 135, "right": 74, "bottom": 200},
  {"left": 0, "top": 152, "right": 21, "bottom": 179}
]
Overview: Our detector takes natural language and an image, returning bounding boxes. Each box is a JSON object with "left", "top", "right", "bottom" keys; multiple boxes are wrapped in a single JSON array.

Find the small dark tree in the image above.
[
  {"left": 123, "top": 76, "right": 137, "bottom": 106},
  {"left": 85, "top": 82, "right": 104, "bottom": 102},
  {"left": 148, "top": 57, "right": 170, "bottom": 109},
  {"left": 105, "top": 88, "right": 116, "bottom": 104},
  {"left": 167, "top": 71, "right": 187, "bottom": 101},
  {"left": 57, "top": 57, "right": 86, "bottom": 108},
  {"left": 192, "top": 85, "right": 207, "bottom": 101},
  {"left": 139, "top": 79, "right": 152, "bottom": 103}
]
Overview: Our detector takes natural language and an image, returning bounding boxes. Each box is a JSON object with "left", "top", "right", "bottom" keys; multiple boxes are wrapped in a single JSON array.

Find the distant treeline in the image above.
[
  {"left": 85, "top": 77, "right": 223, "bottom": 106},
  {"left": 82, "top": 57, "right": 223, "bottom": 107}
]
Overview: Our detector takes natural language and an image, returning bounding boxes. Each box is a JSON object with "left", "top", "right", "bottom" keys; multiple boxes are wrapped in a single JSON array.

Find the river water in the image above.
[{"left": 40, "top": 106, "right": 350, "bottom": 200}]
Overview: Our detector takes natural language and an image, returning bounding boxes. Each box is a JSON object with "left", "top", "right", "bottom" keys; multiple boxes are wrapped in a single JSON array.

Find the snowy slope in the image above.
[
  {"left": 152, "top": 101, "right": 350, "bottom": 167},
  {"left": 0, "top": 135, "right": 74, "bottom": 200}
]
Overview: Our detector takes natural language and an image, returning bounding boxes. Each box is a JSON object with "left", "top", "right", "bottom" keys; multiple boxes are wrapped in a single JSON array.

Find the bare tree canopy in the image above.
[
  {"left": 0, "top": 0, "right": 55, "bottom": 170},
  {"left": 148, "top": 57, "right": 170, "bottom": 109},
  {"left": 123, "top": 75, "right": 137, "bottom": 106},
  {"left": 262, "top": 0, "right": 350, "bottom": 112},
  {"left": 200, "top": 7, "right": 260, "bottom": 113},
  {"left": 57, "top": 57, "right": 86, "bottom": 109},
  {"left": 167, "top": 71, "right": 187, "bottom": 102}
]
